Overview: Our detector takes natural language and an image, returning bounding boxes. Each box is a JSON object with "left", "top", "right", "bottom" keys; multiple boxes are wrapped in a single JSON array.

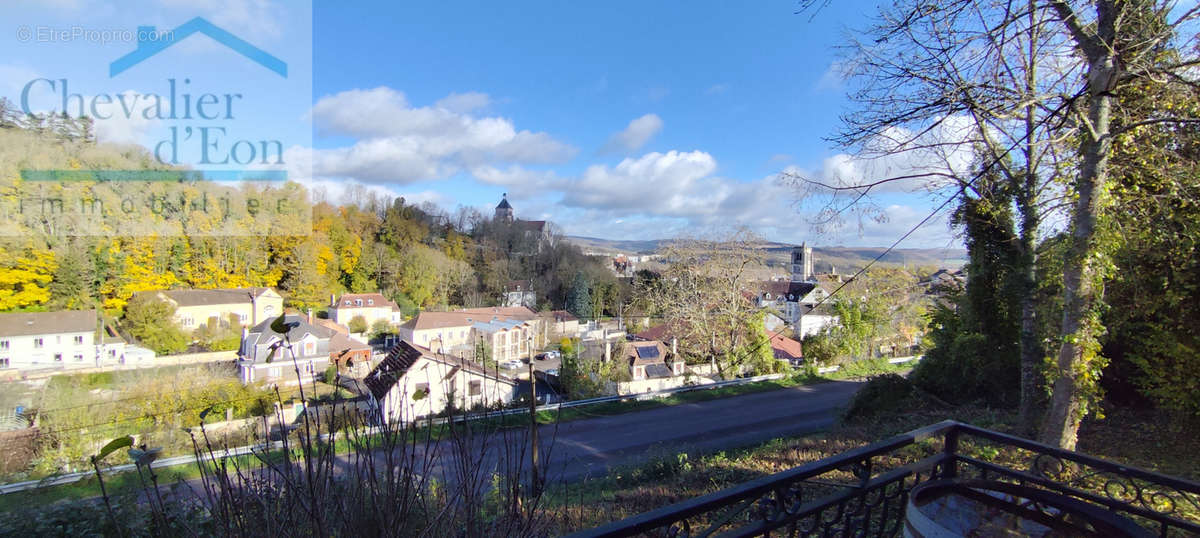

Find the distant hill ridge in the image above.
[{"left": 564, "top": 236, "right": 967, "bottom": 271}]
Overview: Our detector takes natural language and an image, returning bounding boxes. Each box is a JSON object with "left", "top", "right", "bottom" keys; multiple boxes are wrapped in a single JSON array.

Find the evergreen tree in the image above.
[{"left": 566, "top": 271, "right": 591, "bottom": 320}]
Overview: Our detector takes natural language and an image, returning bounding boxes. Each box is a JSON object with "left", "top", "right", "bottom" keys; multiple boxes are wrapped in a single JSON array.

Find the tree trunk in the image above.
[
  {"left": 1039, "top": 50, "right": 1117, "bottom": 450},
  {"left": 1017, "top": 1, "right": 1042, "bottom": 435},
  {"left": 1017, "top": 226, "right": 1040, "bottom": 435}
]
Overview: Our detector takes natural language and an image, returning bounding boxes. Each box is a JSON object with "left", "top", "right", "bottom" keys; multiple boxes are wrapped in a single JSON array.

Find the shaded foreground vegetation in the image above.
[{"left": 2, "top": 363, "right": 1195, "bottom": 535}]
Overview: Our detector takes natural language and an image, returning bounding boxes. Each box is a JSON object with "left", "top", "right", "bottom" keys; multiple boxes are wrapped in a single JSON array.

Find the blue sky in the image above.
[{"left": 2, "top": 0, "right": 961, "bottom": 249}]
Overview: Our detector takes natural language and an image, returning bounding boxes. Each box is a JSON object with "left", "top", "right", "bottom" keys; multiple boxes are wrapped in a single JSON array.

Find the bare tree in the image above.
[
  {"left": 798, "top": 0, "right": 1200, "bottom": 448},
  {"left": 644, "top": 228, "right": 772, "bottom": 379}
]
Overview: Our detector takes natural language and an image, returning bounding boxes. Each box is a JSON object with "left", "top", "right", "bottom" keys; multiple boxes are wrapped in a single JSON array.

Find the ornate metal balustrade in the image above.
[{"left": 569, "top": 420, "right": 1200, "bottom": 537}]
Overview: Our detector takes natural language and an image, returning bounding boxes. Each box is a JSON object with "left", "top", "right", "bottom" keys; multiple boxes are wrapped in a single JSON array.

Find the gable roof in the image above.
[
  {"left": 332, "top": 293, "right": 398, "bottom": 310},
  {"left": 329, "top": 332, "right": 371, "bottom": 354},
  {"left": 545, "top": 310, "right": 578, "bottom": 323},
  {"left": 313, "top": 317, "right": 349, "bottom": 335},
  {"left": 139, "top": 287, "right": 277, "bottom": 308},
  {"left": 626, "top": 340, "right": 670, "bottom": 366},
  {"left": 0, "top": 310, "right": 96, "bottom": 337},
  {"left": 753, "top": 280, "right": 818, "bottom": 301},
  {"left": 401, "top": 307, "right": 540, "bottom": 332},
  {"left": 456, "top": 306, "right": 539, "bottom": 320},
  {"left": 769, "top": 333, "right": 804, "bottom": 361},
  {"left": 518, "top": 220, "right": 547, "bottom": 232},
  {"left": 364, "top": 340, "right": 513, "bottom": 400},
  {"left": 248, "top": 314, "right": 335, "bottom": 342}
]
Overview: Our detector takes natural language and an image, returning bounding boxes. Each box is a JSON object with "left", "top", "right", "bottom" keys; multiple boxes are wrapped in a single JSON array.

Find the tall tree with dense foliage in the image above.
[
  {"left": 123, "top": 294, "right": 188, "bottom": 355},
  {"left": 565, "top": 272, "right": 591, "bottom": 321}
]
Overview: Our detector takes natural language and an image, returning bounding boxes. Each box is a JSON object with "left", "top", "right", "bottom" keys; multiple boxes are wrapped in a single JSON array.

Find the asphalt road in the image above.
[
  {"left": 141, "top": 379, "right": 866, "bottom": 502},
  {"left": 535, "top": 379, "right": 865, "bottom": 482}
]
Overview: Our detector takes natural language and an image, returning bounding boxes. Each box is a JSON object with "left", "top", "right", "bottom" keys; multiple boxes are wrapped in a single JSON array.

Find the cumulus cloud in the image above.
[
  {"left": 306, "top": 87, "right": 576, "bottom": 184},
  {"left": 601, "top": 113, "right": 663, "bottom": 154}
]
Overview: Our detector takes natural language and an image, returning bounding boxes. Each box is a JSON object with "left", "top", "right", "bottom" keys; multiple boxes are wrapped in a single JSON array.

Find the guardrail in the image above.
[
  {"left": 568, "top": 420, "right": 1200, "bottom": 537},
  {"left": 0, "top": 371, "right": 797, "bottom": 495}
]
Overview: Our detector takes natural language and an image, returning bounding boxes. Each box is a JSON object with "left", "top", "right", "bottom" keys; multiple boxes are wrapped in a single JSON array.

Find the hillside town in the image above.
[{"left": 3, "top": 1, "right": 1199, "bottom": 536}]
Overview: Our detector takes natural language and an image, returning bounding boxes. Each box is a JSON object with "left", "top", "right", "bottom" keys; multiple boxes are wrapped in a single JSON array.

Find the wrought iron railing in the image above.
[{"left": 570, "top": 420, "right": 1200, "bottom": 537}]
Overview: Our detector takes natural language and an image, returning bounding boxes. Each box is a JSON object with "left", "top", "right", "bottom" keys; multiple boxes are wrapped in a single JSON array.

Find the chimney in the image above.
[
  {"left": 604, "top": 340, "right": 611, "bottom": 362},
  {"left": 330, "top": 293, "right": 336, "bottom": 307},
  {"left": 307, "top": 308, "right": 313, "bottom": 324},
  {"left": 671, "top": 337, "right": 677, "bottom": 356}
]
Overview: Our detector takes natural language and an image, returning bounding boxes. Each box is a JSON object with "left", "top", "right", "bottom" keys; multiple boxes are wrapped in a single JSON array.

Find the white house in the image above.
[
  {"left": 752, "top": 244, "right": 840, "bottom": 339},
  {"left": 0, "top": 310, "right": 141, "bottom": 371},
  {"left": 328, "top": 293, "right": 403, "bottom": 328},
  {"left": 364, "top": 340, "right": 517, "bottom": 424}
]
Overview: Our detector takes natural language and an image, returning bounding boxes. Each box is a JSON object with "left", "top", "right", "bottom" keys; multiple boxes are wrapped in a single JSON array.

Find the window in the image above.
[
  {"left": 74, "top": 335, "right": 84, "bottom": 345},
  {"left": 355, "top": 299, "right": 362, "bottom": 306},
  {"left": 182, "top": 316, "right": 194, "bottom": 327},
  {"left": 74, "top": 354, "right": 84, "bottom": 362},
  {"left": 0, "top": 340, "right": 8, "bottom": 350},
  {"left": 304, "top": 342, "right": 315, "bottom": 356},
  {"left": 414, "top": 382, "right": 430, "bottom": 399},
  {"left": 109, "top": 349, "right": 117, "bottom": 358},
  {"left": 54, "top": 353, "right": 63, "bottom": 362},
  {"left": 367, "top": 299, "right": 374, "bottom": 306},
  {"left": 264, "top": 305, "right": 275, "bottom": 314},
  {"left": 469, "top": 380, "right": 482, "bottom": 396},
  {"left": 239, "top": 313, "right": 248, "bottom": 323},
  {"left": 0, "top": 358, "right": 8, "bottom": 368}
]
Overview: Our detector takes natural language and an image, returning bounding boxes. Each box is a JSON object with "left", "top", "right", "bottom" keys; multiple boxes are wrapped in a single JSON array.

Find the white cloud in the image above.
[
  {"left": 435, "top": 91, "right": 491, "bottom": 114},
  {"left": 306, "top": 87, "right": 576, "bottom": 184},
  {"left": 601, "top": 113, "right": 663, "bottom": 154}
]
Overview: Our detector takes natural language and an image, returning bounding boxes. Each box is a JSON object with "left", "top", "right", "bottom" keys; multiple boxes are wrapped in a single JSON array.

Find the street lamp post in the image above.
[{"left": 527, "top": 332, "right": 539, "bottom": 491}]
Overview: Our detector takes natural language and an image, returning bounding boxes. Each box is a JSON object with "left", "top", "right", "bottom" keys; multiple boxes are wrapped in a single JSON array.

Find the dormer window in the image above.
[
  {"left": 355, "top": 299, "right": 363, "bottom": 306},
  {"left": 367, "top": 299, "right": 374, "bottom": 306}
]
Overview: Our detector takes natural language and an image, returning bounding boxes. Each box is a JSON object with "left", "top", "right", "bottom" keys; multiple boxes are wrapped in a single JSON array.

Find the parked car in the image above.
[
  {"left": 500, "top": 360, "right": 524, "bottom": 369},
  {"left": 535, "top": 353, "right": 547, "bottom": 360},
  {"left": 544, "top": 350, "right": 561, "bottom": 360},
  {"left": 545, "top": 368, "right": 559, "bottom": 377}
]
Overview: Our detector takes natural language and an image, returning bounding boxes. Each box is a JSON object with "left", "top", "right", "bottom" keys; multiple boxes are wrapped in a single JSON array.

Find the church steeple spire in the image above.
[{"left": 495, "top": 193, "right": 514, "bottom": 222}]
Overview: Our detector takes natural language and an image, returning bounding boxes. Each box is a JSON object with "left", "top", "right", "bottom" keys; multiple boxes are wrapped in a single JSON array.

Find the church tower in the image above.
[
  {"left": 495, "top": 193, "right": 514, "bottom": 222},
  {"left": 791, "top": 243, "right": 814, "bottom": 282}
]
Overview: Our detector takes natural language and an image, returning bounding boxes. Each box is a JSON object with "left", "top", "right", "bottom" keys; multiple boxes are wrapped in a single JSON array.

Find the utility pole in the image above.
[{"left": 527, "top": 332, "right": 539, "bottom": 493}]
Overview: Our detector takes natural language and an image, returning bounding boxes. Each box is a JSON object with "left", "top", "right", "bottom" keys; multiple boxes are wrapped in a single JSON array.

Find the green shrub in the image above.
[{"left": 842, "top": 373, "right": 921, "bottom": 422}]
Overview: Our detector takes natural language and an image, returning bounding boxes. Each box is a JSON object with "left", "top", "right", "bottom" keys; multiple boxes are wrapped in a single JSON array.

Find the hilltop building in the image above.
[{"left": 494, "top": 194, "right": 553, "bottom": 245}]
